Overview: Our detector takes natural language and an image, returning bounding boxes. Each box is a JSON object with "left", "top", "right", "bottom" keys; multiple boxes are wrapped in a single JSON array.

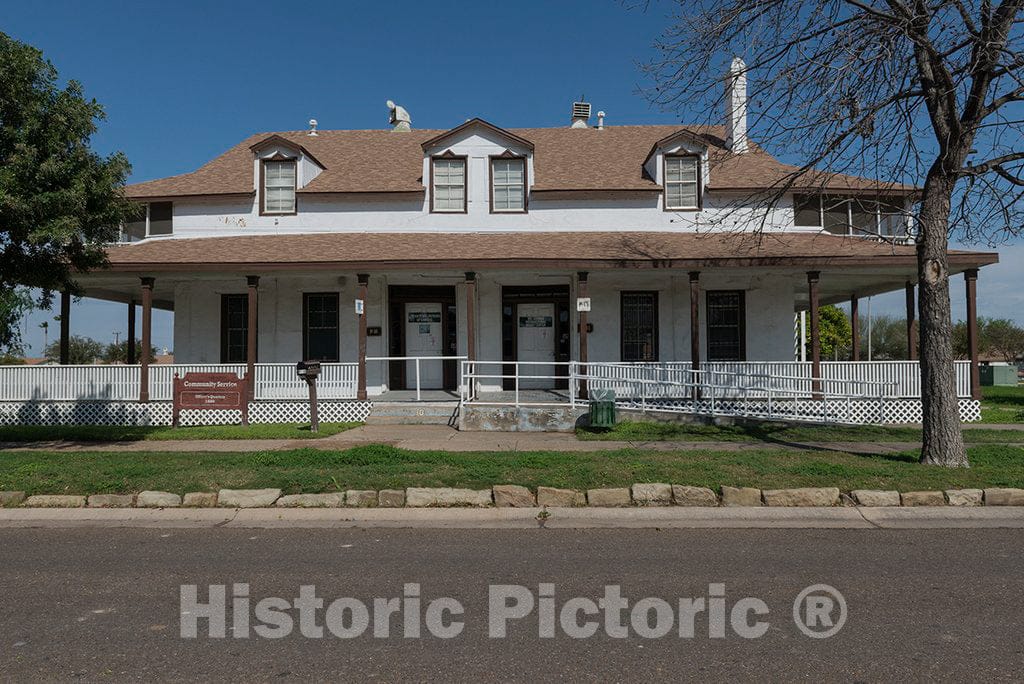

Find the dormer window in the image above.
[
  {"left": 431, "top": 155, "right": 467, "bottom": 213},
  {"left": 490, "top": 156, "right": 527, "bottom": 213},
  {"left": 664, "top": 155, "right": 700, "bottom": 210},
  {"left": 261, "top": 158, "right": 297, "bottom": 215}
]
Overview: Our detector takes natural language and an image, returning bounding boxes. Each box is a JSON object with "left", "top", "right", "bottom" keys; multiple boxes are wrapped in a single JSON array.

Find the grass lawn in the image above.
[
  {"left": 980, "top": 384, "right": 1024, "bottom": 423},
  {"left": 0, "top": 423, "right": 361, "bottom": 442},
  {"left": 577, "top": 421, "right": 1024, "bottom": 444},
  {"left": 1, "top": 444, "right": 1022, "bottom": 496}
]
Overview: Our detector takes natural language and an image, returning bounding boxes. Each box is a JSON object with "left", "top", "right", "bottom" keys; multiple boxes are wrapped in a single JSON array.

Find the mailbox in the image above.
[
  {"left": 296, "top": 361, "right": 322, "bottom": 379},
  {"left": 296, "top": 361, "right": 321, "bottom": 432}
]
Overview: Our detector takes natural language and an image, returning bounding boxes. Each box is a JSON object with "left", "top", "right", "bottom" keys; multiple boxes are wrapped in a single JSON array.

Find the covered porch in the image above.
[{"left": 1, "top": 231, "right": 997, "bottom": 427}]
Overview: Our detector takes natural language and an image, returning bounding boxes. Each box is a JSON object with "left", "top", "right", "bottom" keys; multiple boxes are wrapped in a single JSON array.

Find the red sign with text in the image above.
[{"left": 172, "top": 372, "right": 249, "bottom": 426}]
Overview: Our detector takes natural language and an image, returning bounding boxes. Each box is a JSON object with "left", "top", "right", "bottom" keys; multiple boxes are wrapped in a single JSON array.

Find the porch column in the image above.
[
  {"left": 577, "top": 271, "right": 589, "bottom": 400},
  {"left": 126, "top": 300, "right": 136, "bottom": 364},
  {"left": 465, "top": 272, "right": 476, "bottom": 362},
  {"left": 850, "top": 295, "right": 860, "bottom": 362},
  {"left": 905, "top": 281, "right": 917, "bottom": 360},
  {"left": 689, "top": 271, "right": 701, "bottom": 400},
  {"left": 965, "top": 269, "right": 981, "bottom": 400},
  {"left": 139, "top": 277, "right": 154, "bottom": 403},
  {"left": 356, "top": 273, "right": 369, "bottom": 400},
  {"left": 807, "top": 271, "right": 822, "bottom": 398},
  {"left": 246, "top": 275, "right": 259, "bottom": 400},
  {"left": 59, "top": 290, "right": 71, "bottom": 365}
]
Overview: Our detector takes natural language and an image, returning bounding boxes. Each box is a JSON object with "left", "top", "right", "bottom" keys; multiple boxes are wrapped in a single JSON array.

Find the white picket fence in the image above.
[{"left": 0, "top": 363, "right": 360, "bottom": 402}]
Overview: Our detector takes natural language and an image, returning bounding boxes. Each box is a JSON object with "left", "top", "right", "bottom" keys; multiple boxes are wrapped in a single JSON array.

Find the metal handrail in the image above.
[{"left": 367, "top": 355, "right": 468, "bottom": 401}]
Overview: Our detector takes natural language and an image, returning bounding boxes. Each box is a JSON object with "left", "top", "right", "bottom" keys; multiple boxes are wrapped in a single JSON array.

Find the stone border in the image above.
[{"left": 2, "top": 485, "right": 1022, "bottom": 509}]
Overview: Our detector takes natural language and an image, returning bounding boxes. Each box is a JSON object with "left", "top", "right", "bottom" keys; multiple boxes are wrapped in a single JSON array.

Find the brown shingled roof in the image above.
[
  {"left": 124, "top": 124, "right": 916, "bottom": 199},
  {"left": 103, "top": 231, "right": 995, "bottom": 271}
]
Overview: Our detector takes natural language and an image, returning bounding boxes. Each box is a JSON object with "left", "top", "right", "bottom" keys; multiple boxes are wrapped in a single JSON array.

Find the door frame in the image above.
[
  {"left": 501, "top": 285, "right": 570, "bottom": 390},
  {"left": 388, "top": 285, "right": 458, "bottom": 390}
]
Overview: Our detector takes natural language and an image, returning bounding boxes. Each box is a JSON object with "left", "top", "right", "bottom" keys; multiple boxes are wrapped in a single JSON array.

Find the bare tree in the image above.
[{"left": 640, "top": 0, "right": 1024, "bottom": 467}]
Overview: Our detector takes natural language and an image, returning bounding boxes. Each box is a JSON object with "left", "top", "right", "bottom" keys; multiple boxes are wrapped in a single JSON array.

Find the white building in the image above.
[{"left": 6, "top": 71, "right": 998, "bottom": 428}]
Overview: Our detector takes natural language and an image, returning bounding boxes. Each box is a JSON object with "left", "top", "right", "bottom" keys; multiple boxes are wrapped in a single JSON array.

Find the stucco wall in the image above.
[{"left": 173, "top": 270, "right": 796, "bottom": 393}]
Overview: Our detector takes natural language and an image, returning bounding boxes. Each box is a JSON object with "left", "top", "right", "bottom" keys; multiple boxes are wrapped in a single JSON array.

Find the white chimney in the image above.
[
  {"left": 571, "top": 101, "right": 591, "bottom": 128},
  {"left": 725, "top": 57, "right": 748, "bottom": 154}
]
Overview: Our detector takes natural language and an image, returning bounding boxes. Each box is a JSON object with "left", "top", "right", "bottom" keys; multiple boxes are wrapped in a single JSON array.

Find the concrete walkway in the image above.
[{"left": 0, "top": 424, "right": 932, "bottom": 455}]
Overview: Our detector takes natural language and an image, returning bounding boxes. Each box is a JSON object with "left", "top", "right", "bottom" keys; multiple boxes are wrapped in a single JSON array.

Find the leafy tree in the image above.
[
  {"left": 860, "top": 315, "right": 911, "bottom": 360},
  {"left": 44, "top": 335, "right": 103, "bottom": 365},
  {"left": 983, "top": 318, "right": 1024, "bottom": 363},
  {"left": 642, "top": 1, "right": 1024, "bottom": 467},
  {"left": 0, "top": 287, "right": 33, "bottom": 354},
  {"left": 0, "top": 32, "right": 131, "bottom": 349},
  {"left": 804, "top": 305, "right": 853, "bottom": 359},
  {"left": 102, "top": 339, "right": 156, "bottom": 364}
]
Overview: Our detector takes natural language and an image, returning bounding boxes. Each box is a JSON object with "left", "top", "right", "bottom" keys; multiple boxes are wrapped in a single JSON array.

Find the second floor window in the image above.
[
  {"left": 664, "top": 155, "right": 700, "bottom": 210},
  {"left": 491, "top": 158, "right": 526, "bottom": 212},
  {"left": 794, "top": 194, "right": 909, "bottom": 237},
  {"left": 263, "top": 159, "right": 296, "bottom": 214},
  {"left": 432, "top": 157, "right": 467, "bottom": 212}
]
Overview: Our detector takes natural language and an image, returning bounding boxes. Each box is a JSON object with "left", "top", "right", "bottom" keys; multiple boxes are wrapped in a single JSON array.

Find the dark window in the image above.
[
  {"left": 706, "top": 291, "right": 746, "bottom": 361},
  {"left": 621, "top": 291, "right": 659, "bottom": 362},
  {"left": 149, "top": 201, "right": 173, "bottom": 235},
  {"left": 823, "top": 195, "right": 851, "bottom": 235},
  {"left": 220, "top": 294, "right": 248, "bottom": 363},
  {"left": 793, "top": 194, "right": 822, "bottom": 226},
  {"left": 303, "top": 293, "right": 340, "bottom": 361}
]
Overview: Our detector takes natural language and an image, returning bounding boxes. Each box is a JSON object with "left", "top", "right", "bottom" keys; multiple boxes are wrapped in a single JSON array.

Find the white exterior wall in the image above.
[
  {"left": 156, "top": 124, "right": 804, "bottom": 238},
  {"left": 173, "top": 270, "right": 795, "bottom": 393}
]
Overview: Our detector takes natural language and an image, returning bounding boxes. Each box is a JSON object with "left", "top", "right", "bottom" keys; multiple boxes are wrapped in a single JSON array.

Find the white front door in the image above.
[
  {"left": 405, "top": 303, "right": 444, "bottom": 390},
  {"left": 516, "top": 302, "right": 556, "bottom": 389}
]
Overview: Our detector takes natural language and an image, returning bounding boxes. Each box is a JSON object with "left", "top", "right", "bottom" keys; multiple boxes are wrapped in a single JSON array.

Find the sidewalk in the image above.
[
  {"left": 2, "top": 506, "right": 1023, "bottom": 529},
  {"left": 0, "top": 424, "right": 926, "bottom": 455}
]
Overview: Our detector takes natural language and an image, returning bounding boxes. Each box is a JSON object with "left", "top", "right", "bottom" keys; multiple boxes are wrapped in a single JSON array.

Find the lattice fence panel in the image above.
[
  {"left": 0, "top": 401, "right": 373, "bottom": 426},
  {"left": 616, "top": 398, "right": 983, "bottom": 425}
]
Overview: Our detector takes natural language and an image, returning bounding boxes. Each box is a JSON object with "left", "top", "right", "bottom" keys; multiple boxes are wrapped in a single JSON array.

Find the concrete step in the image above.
[{"left": 366, "top": 402, "right": 459, "bottom": 425}]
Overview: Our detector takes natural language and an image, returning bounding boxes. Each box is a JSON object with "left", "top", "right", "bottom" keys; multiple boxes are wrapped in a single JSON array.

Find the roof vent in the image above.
[
  {"left": 596, "top": 111, "right": 606, "bottom": 130},
  {"left": 386, "top": 100, "right": 412, "bottom": 132},
  {"left": 307, "top": 119, "right": 319, "bottom": 136},
  {"left": 571, "top": 101, "right": 591, "bottom": 128}
]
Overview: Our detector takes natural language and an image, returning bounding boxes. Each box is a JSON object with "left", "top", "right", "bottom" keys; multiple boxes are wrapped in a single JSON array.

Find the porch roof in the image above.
[{"left": 102, "top": 231, "right": 998, "bottom": 273}]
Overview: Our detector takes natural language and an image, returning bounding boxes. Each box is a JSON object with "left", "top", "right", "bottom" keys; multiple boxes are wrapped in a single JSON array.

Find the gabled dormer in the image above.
[
  {"left": 644, "top": 129, "right": 710, "bottom": 212},
  {"left": 420, "top": 118, "right": 534, "bottom": 214},
  {"left": 250, "top": 135, "right": 326, "bottom": 216}
]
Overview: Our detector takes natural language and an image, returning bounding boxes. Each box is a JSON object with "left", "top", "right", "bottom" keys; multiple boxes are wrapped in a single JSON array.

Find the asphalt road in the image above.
[{"left": 1, "top": 528, "right": 1022, "bottom": 681}]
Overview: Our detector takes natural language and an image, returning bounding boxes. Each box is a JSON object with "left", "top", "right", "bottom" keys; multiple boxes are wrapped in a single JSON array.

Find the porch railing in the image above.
[
  {"left": 0, "top": 359, "right": 972, "bottom": 403},
  {"left": 583, "top": 361, "right": 972, "bottom": 399},
  {"left": 0, "top": 363, "right": 359, "bottom": 402},
  {"left": 366, "top": 356, "right": 468, "bottom": 400}
]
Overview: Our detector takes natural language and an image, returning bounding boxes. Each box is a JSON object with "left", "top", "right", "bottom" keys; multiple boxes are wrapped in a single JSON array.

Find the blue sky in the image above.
[{"left": 6, "top": 0, "right": 1021, "bottom": 354}]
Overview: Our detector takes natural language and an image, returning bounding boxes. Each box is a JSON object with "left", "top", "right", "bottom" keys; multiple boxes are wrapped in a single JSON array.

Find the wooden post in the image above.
[
  {"left": 965, "top": 269, "right": 981, "bottom": 400},
  {"left": 850, "top": 295, "right": 860, "bottom": 362},
  {"left": 578, "top": 271, "right": 589, "bottom": 400},
  {"left": 356, "top": 273, "right": 369, "bottom": 400},
  {"left": 808, "top": 271, "right": 822, "bottom": 398},
  {"left": 59, "top": 290, "right": 71, "bottom": 364},
  {"left": 905, "top": 281, "right": 917, "bottom": 360},
  {"left": 139, "top": 277, "right": 154, "bottom": 403},
  {"left": 688, "top": 271, "right": 701, "bottom": 400},
  {"left": 465, "top": 272, "right": 476, "bottom": 362},
  {"left": 246, "top": 275, "right": 259, "bottom": 401},
  {"left": 127, "top": 299, "right": 136, "bottom": 364}
]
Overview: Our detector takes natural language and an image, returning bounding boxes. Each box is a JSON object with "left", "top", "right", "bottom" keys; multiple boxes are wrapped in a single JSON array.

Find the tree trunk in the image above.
[{"left": 917, "top": 171, "right": 968, "bottom": 467}]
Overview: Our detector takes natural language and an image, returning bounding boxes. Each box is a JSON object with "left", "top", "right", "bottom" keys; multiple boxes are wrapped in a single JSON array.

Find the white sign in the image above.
[
  {"left": 354, "top": 299, "right": 365, "bottom": 315},
  {"left": 576, "top": 297, "right": 591, "bottom": 312}
]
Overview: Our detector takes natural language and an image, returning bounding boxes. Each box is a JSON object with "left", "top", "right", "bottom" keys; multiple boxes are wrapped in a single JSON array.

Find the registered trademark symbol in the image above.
[{"left": 792, "top": 584, "right": 847, "bottom": 639}]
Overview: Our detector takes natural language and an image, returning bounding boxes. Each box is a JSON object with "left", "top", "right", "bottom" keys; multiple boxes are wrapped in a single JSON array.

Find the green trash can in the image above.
[{"left": 589, "top": 389, "right": 616, "bottom": 428}]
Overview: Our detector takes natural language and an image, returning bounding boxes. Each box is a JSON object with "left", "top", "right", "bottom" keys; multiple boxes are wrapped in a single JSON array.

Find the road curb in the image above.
[{"left": 2, "top": 506, "right": 1024, "bottom": 529}]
